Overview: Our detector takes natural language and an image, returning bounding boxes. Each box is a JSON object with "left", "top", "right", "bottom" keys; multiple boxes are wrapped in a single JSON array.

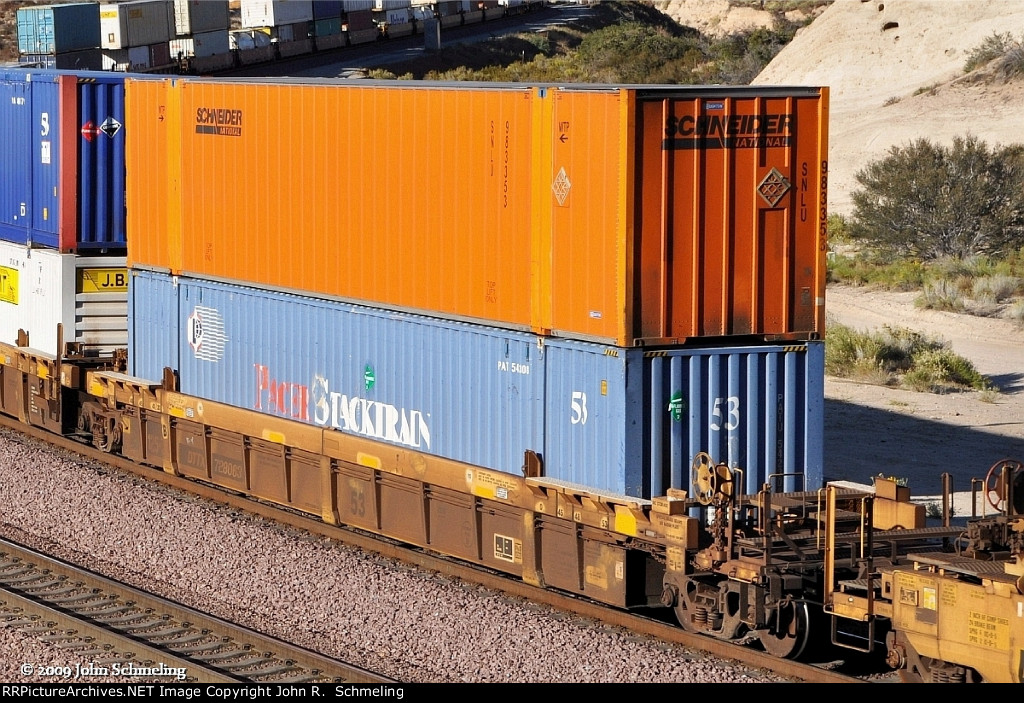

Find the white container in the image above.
[
  {"left": 374, "top": 1, "right": 410, "bottom": 9},
  {"left": 0, "top": 241, "right": 127, "bottom": 356},
  {"left": 339, "top": 1, "right": 374, "bottom": 11},
  {"left": 240, "top": 0, "right": 313, "bottom": 28},
  {"left": 170, "top": 29, "right": 230, "bottom": 59},
  {"left": 101, "top": 45, "right": 152, "bottom": 71},
  {"left": 100, "top": 1, "right": 175, "bottom": 49},
  {"left": 173, "top": 0, "right": 229, "bottom": 36}
]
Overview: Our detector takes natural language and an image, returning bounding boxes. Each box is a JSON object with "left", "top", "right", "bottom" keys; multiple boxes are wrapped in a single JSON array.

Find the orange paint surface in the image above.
[{"left": 126, "top": 79, "right": 827, "bottom": 345}]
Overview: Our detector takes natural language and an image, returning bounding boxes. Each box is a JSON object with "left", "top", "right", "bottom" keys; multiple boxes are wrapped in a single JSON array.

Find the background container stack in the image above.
[
  {"left": 16, "top": 3, "right": 102, "bottom": 71},
  {"left": 0, "top": 69, "right": 130, "bottom": 357},
  {"left": 99, "top": 0, "right": 176, "bottom": 72},
  {"left": 310, "top": 1, "right": 344, "bottom": 50},
  {"left": 240, "top": 0, "right": 314, "bottom": 57},
  {"left": 342, "top": 3, "right": 377, "bottom": 45},
  {"left": 123, "top": 78, "right": 829, "bottom": 500},
  {"left": 372, "top": 0, "right": 412, "bottom": 37},
  {"left": 169, "top": 0, "right": 231, "bottom": 72}
]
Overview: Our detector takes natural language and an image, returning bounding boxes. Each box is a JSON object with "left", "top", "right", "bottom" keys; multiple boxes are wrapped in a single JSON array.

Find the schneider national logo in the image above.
[{"left": 195, "top": 107, "right": 243, "bottom": 136}]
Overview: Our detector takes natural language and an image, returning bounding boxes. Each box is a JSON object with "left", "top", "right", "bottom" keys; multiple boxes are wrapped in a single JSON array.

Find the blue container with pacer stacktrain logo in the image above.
[{"left": 128, "top": 269, "right": 824, "bottom": 499}]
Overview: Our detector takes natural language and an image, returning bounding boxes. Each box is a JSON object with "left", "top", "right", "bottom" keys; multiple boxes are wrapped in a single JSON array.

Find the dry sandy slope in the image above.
[
  {"left": 752, "top": 0, "right": 1024, "bottom": 216},
  {"left": 664, "top": 0, "right": 1024, "bottom": 216}
]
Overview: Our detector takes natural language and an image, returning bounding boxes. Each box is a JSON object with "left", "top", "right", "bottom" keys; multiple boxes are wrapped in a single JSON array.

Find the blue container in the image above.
[
  {"left": 128, "top": 270, "right": 824, "bottom": 498},
  {"left": 0, "top": 69, "right": 127, "bottom": 251},
  {"left": 17, "top": 3, "right": 101, "bottom": 55},
  {"left": 311, "top": 1, "right": 344, "bottom": 19}
]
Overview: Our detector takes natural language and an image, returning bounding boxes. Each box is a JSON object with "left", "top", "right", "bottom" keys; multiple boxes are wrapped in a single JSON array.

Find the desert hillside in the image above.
[{"left": 664, "top": 0, "right": 1024, "bottom": 216}]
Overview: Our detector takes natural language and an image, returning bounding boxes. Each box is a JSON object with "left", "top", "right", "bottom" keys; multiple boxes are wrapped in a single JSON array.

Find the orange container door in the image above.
[{"left": 635, "top": 89, "right": 828, "bottom": 343}]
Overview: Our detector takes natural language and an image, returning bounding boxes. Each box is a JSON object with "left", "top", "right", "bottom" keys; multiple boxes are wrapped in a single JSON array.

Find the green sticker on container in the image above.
[
  {"left": 667, "top": 391, "right": 685, "bottom": 422},
  {"left": 364, "top": 364, "right": 375, "bottom": 391}
]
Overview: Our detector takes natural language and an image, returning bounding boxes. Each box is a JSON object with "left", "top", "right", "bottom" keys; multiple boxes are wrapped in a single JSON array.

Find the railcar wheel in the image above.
[
  {"left": 758, "top": 600, "right": 811, "bottom": 659},
  {"left": 672, "top": 577, "right": 703, "bottom": 634}
]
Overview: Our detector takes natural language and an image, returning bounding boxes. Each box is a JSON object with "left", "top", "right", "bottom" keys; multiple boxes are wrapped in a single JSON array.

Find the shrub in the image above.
[
  {"left": 972, "top": 275, "right": 1022, "bottom": 303},
  {"left": 849, "top": 137, "right": 1024, "bottom": 261},
  {"left": 964, "top": 32, "right": 1018, "bottom": 72},
  {"left": 825, "top": 322, "right": 993, "bottom": 393},
  {"left": 916, "top": 279, "right": 966, "bottom": 312}
]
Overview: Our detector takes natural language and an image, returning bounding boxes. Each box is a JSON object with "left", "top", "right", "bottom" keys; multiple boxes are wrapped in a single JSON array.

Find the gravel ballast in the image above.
[{"left": 0, "top": 429, "right": 783, "bottom": 683}]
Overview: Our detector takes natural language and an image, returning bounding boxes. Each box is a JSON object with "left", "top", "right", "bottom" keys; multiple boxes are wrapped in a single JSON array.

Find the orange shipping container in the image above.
[{"left": 125, "top": 79, "right": 828, "bottom": 346}]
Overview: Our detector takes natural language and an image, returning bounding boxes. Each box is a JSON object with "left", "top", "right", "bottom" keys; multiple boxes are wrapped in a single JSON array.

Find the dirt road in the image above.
[{"left": 823, "top": 285, "right": 1024, "bottom": 494}]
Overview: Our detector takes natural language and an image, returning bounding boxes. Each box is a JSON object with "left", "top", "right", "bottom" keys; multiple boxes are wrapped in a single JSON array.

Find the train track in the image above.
[
  {"left": 0, "top": 415, "right": 874, "bottom": 684},
  {"left": 0, "top": 535, "right": 395, "bottom": 685}
]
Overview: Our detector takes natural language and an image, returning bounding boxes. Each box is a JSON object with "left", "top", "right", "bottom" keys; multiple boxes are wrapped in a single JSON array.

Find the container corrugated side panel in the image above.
[
  {"left": 174, "top": 0, "right": 230, "bottom": 35},
  {"left": 77, "top": 74, "right": 128, "bottom": 250},
  {"left": 32, "top": 74, "right": 61, "bottom": 247},
  {"left": 0, "top": 242, "right": 124, "bottom": 355},
  {"left": 312, "top": 1, "right": 344, "bottom": 19},
  {"left": 128, "top": 269, "right": 179, "bottom": 380},
  {"left": 158, "top": 81, "right": 535, "bottom": 329},
  {"left": 0, "top": 241, "right": 73, "bottom": 354},
  {"left": 125, "top": 78, "right": 171, "bottom": 270},
  {"left": 0, "top": 71, "right": 60, "bottom": 248},
  {"left": 542, "top": 341, "right": 823, "bottom": 498},
  {"left": 19, "top": 5, "right": 101, "bottom": 54},
  {"left": 134, "top": 271, "right": 546, "bottom": 476},
  {"left": 0, "top": 74, "right": 33, "bottom": 246}
]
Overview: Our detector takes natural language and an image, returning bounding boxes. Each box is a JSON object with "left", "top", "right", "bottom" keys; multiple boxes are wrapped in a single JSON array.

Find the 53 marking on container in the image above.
[
  {"left": 0, "top": 267, "right": 19, "bottom": 304},
  {"left": 77, "top": 268, "right": 128, "bottom": 293}
]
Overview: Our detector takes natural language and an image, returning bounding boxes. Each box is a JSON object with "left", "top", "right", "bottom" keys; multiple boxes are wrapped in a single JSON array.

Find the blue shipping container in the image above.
[
  {"left": 312, "top": 1, "right": 344, "bottom": 19},
  {"left": 17, "top": 3, "right": 101, "bottom": 55},
  {"left": 0, "top": 69, "right": 128, "bottom": 251},
  {"left": 128, "top": 270, "right": 824, "bottom": 498}
]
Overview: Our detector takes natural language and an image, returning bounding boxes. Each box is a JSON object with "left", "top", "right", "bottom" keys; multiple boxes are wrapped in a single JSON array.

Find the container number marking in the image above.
[
  {"left": 77, "top": 268, "right": 128, "bottom": 293},
  {"left": 0, "top": 267, "right": 19, "bottom": 305},
  {"left": 570, "top": 391, "right": 588, "bottom": 425},
  {"left": 710, "top": 396, "right": 740, "bottom": 431}
]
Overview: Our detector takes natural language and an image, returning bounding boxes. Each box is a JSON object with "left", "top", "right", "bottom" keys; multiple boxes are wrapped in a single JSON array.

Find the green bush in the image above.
[
  {"left": 825, "top": 322, "right": 994, "bottom": 393},
  {"left": 849, "top": 137, "right": 1024, "bottom": 261},
  {"left": 964, "top": 32, "right": 1023, "bottom": 73}
]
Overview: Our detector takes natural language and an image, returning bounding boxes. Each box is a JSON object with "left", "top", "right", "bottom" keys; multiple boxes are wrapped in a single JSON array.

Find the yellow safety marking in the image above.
[
  {"left": 262, "top": 430, "right": 285, "bottom": 445},
  {"left": 0, "top": 267, "right": 18, "bottom": 304},
  {"left": 356, "top": 452, "right": 381, "bottom": 470}
]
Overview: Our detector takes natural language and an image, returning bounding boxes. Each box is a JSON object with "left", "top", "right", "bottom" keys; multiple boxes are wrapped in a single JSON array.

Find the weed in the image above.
[
  {"left": 1006, "top": 299, "right": 1024, "bottom": 326},
  {"left": 915, "top": 279, "right": 966, "bottom": 312}
]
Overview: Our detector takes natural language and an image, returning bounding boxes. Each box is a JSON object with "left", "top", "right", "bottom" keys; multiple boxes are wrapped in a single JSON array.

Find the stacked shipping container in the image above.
[
  {"left": 122, "top": 78, "right": 830, "bottom": 499},
  {"left": 0, "top": 69, "right": 130, "bottom": 356},
  {"left": 126, "top": 79, "right": 829, "bottom": 347},
  {"left": 17, "top": 3, "right": 103, "bottom": 71}
]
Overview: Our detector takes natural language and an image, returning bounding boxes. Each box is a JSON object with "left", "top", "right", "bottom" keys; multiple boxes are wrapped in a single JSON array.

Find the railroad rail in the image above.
[
  {"left": 0, "top": 416, "right": 870, "bottom": 684},
  {"left": 0, "top": 533, "right": 395, "bottom": 685}
]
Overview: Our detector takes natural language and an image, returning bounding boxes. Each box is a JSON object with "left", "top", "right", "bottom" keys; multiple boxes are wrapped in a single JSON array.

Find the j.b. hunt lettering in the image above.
[
  {"left": 195, "top": 107, "right": 243, "bottom": 136},
  {"left": 253, "top": 364, "right": 431, "bottom": 449},
  {"left": 662, "top": 112, "right": 793, "bottom": 150}
]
